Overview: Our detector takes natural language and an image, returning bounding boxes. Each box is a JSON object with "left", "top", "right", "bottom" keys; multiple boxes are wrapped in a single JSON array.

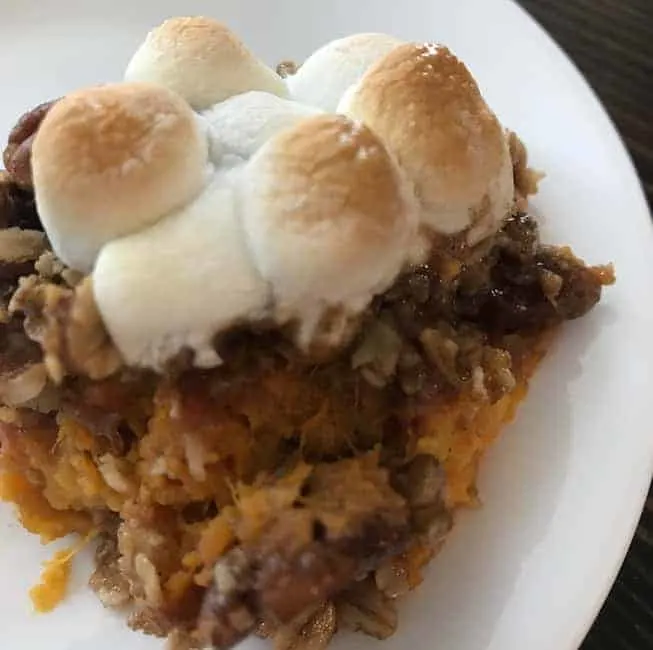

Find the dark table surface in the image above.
[{"left": 518, "top": 1, "right": 653, "bottom": 648}]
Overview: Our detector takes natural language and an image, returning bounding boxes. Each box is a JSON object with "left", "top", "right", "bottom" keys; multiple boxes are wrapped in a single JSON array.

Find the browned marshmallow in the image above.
[
  {"left": 125, "top": 16, "right": 287, "bottom": 110},
  {"left": 32, "top": 82, "right": 208, "bottom": 271},
  {"left": 341, "top": 43, "right": 514, "bottom": 243},
  {"left": 240, "top": 114, "right": 419, "bottom": 347}
]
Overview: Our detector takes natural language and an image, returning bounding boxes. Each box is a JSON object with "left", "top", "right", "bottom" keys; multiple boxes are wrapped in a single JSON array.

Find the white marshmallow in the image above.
[
  {"left": 202, "top": 91, "right": 322, "bottom": 161},
  {"left": 239, "top": 114, "right": 418, "bottom": 349},
  {"left": 125, "top": 16, "right": 287, "bottom": 110},
  {"left": 93, "top": 175, "right": 269, "bottom": 370},
  {"left": 287, "top": 33, "right": 403, "bottom": 111}
]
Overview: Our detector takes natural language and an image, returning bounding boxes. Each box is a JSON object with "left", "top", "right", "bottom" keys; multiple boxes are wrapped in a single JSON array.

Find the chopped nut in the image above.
[
  {"left": 336, "top": 578, "right": 397, "bottom": 639},
  {"left": 0, "top": 228, "right": 46, "bottom": 279},
  {"left": 10, "top": 275, "right": 123, "bottom": 382},
  {"left": 273, "top": 602, "right": 337, "bottom": 650},
  {"left": 411, "top": 502, "right": 453, "bottom": 538},
  {"left": 0, "top": 171, "right": 41, "bottom": 230},
  {"left": 397, "top": 346, "right": 427, "bottom": 396},
  {"left": 276, "top": 60, "right": 299, "bottom": 78},
  {"left": 0, "top": 362, "right": 47, "bottom": 407},
  {"left": 89, "top": 559, "right": 132, "bottom": 609},
  {"left": 166, "top": 629, "right": 203, "bottom": 650},
  {"left": 33, "top": 251, "right": 84, "bottom": 288},
  {"left": 470, "top": 365, "right": 489, "bottom": 402},
  {"left": 3, "top": 99, "right": 57, "bottom": 188},
  {"left": 352, "top": 319, "right": 402, "bottom": 387},
  {"left": 395, "top": 455, "right": 446, "bottom": 508},
  {"left": 134, "top": 553, "right": 163, "bottom": 606},
  {"left": 420, "top": 327, "right": 460, "bottom": 386},
  {"left": 34, "top": 251, "right": 66, "bottom": 279},
  {"left": 212, "top": 548, "right": 250, "bottom": 598},
  {"left": 128, "top": 606, "right": 173, "bottom": 638},
  {"left": 97, "top": 454, "right": 133, "bottom": 495},
  {"left": 419, "top": 509, "right": 454, "bottom": 545},
  {"left": 374, "top": 557, "right": 411, "bottom": 599},
  {"left": 482, "top": 347, "right": 516, "bottom": 400},
  {"left": 540, "top": 269, "right": 563, "bottom": 304}
]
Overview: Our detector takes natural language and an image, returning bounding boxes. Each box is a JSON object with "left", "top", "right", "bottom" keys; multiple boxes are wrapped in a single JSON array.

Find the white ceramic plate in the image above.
[{"left": 1, "top": 1, "right": 652, "bottom": 649}]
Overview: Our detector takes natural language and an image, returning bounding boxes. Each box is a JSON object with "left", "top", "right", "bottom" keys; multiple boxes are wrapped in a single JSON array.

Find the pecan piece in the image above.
[
  {"left": 3, "top": 100, "right": 57, "bottom": 188},
  {"left": 9, "top": 275, "right": 123, "bottom": 382},
  {"left": 196, "top": 455, "right": 411, "bottom": 649},
  {"left": 276, "top": 60, "right": 299, "bottom": 78},
  {"left": 273, "top": 602, "right": 337, "bottom": 650},
  {"left": 0, "top": 171, "right": 41, "bottom": 231},
  {"left": 336, "top": 577, "right": 397, "bottom": 640},
  {"left": 0, "top": 227, "right": 46, "bottom": 280}
]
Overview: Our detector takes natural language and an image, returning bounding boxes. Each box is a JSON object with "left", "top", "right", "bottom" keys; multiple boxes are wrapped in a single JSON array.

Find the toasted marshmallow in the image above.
[
  {"left": 239, "top": 114, "right": 418, "bottom": 348},
  {"left": 93, "top": 176, "right": 269, "bottom": 370},
  {"left": 340, "top": 43, "right": 514, "bottom": 243},
  {"left": 287, "top": 33, "right": 403, "bottom": 111},
  {"left": 125, "top": 16, "right": 287, "bottom": 110},
  {"left": 32, "top": 83, "right": 208, "bottom": 272},
  {"left": 203, "top": 91, "right": 322, "bottom": 161}
]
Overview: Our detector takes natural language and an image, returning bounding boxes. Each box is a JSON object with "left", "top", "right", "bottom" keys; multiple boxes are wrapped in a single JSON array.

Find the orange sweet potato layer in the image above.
[{"left": 0, "top": 328, "right": 553, "bottom": 617}]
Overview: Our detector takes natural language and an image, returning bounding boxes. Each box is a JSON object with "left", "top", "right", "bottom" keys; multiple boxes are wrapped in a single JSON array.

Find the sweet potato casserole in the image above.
[{"left": 0, "top": 16, "right": 614, "bottom": 650}]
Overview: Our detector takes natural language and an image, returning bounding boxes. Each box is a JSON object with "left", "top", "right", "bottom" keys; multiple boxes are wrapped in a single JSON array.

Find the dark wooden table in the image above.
[{"left": 518, "top": 2, "right": 653, "bottom": 648}]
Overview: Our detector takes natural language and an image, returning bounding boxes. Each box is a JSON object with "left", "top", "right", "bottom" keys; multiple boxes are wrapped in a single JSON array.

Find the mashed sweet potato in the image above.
[{"left": 0, "top": 199, "right": 613, "bottom": 649}]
